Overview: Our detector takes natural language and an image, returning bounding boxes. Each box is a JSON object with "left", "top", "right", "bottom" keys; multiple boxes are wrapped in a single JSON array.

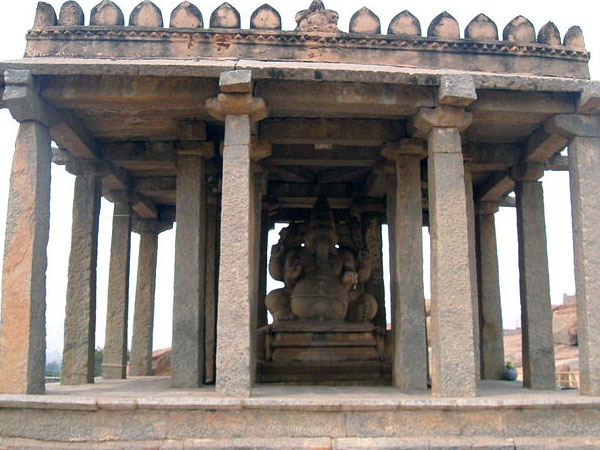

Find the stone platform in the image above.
[{"left": 1, "top": 377, "right": 600, "bottom": 448}]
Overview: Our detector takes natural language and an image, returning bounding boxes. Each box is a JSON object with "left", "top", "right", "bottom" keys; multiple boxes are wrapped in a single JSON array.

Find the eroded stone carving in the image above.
[
  {"left": 387, "top": 10, "right": 420, "bottom": 36},
  {"left": 34, "top": 2, "right": 57, "bottom": 27},
  {"left": 503, "top": 16, "right": 535, "bottom": 43},
  {"left": 210, "top": 2, "right": 240, "bottom": 29},
  {"left": 295, "top": 0, "right": 339, "bottom": 33},
  {"left": 465, "top": 13, "right": 498, "bottom": 40},
  {"left": 90, "top": 0, "right": 124, "bottom": 26},
  {"left": 266, "top": 196, "right": 377, "bottom": 323},
  {"left": 251, "top": 4, "right": 281, "bottom": 30},
  {"left": 129, "top": 0, "right": 163, "bottom": 27},
  {"left": 170, "top": 1, "right": 203, "bottom": 28},
  {"left": 59, "top": 1, "right": 84, "bottom": 26},
  {"left": 428, "top": 11, "right": 459, "bottom": 39},
  {"left": 349, "top": 7, "right": 380, "bottom": 34},
  {"left": 538, "top": 22, "right": 560, "bottom": 45}
]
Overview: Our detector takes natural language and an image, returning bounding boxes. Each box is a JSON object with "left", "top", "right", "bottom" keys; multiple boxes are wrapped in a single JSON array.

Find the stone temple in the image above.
[{"left": 0, "top": 0, "right": 599, "bottom": 447}]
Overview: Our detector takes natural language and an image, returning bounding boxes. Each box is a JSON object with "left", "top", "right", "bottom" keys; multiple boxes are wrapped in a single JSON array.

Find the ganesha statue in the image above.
[{"left": 265, "top": 196, "right": 378, "bottom": 323}]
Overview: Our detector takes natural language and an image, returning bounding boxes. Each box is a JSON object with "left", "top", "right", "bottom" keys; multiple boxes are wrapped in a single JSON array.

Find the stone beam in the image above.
[
  {"left": 464, "top": 143, "right": 521, "bottom": 171},
  {"left": 544, "top": 154, "right": 569, "bottom": 171},
  {"left": 102, "top": 141, "right": 177, "bottom": 171},
  {"left": 523, "top": 126, "right": 568, "bottom": 163},
  {"left": 475, "top": 171, "right": 514, "bottom": 202},
  {"left": 260, "top": 119, "right": 403, "bottom": 147}
]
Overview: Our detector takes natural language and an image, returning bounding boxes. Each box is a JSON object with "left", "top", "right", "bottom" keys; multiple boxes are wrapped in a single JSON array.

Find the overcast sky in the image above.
[{"left": 0, "top": 0, "right": 597, "bottom": 360}]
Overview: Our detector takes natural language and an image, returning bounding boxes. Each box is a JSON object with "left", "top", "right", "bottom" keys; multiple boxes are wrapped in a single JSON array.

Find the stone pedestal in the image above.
[
  {"left": 513, "top": 163, "right": 556, "bottom": 389},
  {"left": 0, "top": 121, "right": 52, "bottom": 394},
  {"left": 62, "top": 172, "right": 101, "bottom": 385},
  {"left": 102, "top": 202, "right": 132, "bottom": 379},
  {"left": 475, "top": 202, "right": 505, "bottom": 380}
]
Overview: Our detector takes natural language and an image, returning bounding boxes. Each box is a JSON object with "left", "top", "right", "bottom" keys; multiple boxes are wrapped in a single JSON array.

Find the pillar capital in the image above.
[
  {"left": 132, "top": 219, "right": 173, "bottom": 235},
  {"left": 381, "top": 139, "right": 427, "bottom": 160},
  {"left": 65, "top": 158, "right": 111, "bottom": 177},
  {"left": 206, "top": 70, "right": 267, "bottom": 122},
  {"left": 3, "top": 69, "right": 58, "bottom": 127},
  {"left": 476, "top": 201, "right": 499, "bottom": 216},
  {"left": 177, "top": 141, "right": 215, "bottom": 159},
  {"left": 510, "top": 162, "right": 544, "bottom": 182},
  {"left": 438, "top": 74, "right": 477, "bottom": 107},
  {"left": 544, "top": 114, "right": 600, "bottom": 139},
  {"left": 576, "top": 81, "right": 600, "bottom": 114},
  {"left": 412, "top": 105, "right": 473, "bottom": 134}
]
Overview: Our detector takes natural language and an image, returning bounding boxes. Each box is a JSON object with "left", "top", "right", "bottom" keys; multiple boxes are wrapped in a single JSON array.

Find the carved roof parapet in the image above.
[{"left": 27, "top": 1, "right": 590, "bottom": 77}]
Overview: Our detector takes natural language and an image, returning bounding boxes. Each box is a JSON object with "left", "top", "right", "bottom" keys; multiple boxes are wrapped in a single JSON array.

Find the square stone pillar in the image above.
[
  {"left": 382, "top": 140, "right": 428, "bottom": 391},
  {"left": 512, "top": 162, "right": 556, "bottom": 389},
  {"left": 361, "top": 212, "right": 386, "bottom": 329},
  {"left": 172, "top": 145, "right": 212, "bottom": 388},
  {"left": 427, "top": 127, "right": 479, "bottom": 397},
  {"left": 206, "top": 70, "right": 267, "bottom": 397},
  {"left": 546, "top": 111, "right": 600, "bottom": 395},
  {"left": 204, "top": 198, "right": 220, "bottom": 384},
  {"left": 61, "top": 162, "right": 103, "bottom": 385},
  {"left": 102, "top": 201, "right": 132, "bottom": 379},
  {"left": 0, "top": 121, "right": 52, "bottom": 394},
  {"left": 464, "top": 165, "right": 481, "bottom": 380},
  {"left": 130, "top": 220, "right": 172, "bottom": 377},
  {"left": 475, "top": 202, "right": 505, "bottom": 380}
]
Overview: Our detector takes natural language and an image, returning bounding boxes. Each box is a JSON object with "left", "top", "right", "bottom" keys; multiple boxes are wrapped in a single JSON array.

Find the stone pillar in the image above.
[
  {"left": 546, "top": 112, "right": 600, "bottom": 395},
  {"left": 362, "top": 213, "right": 386, "bottom": 329},
  {"left": 206, "top": 70, "right": 267, "bottom": 397},
  {"left": 205, "top": 197, "right": 220, "bottom": 384},
  {"left": 102, "top": 201, "right": 132, "bottom": 379},
  {"left": 511, "top": 162, "right": 556, "bottom": 389},
  {"left": 0, "top": 121, "right": 52, "bottom": 394},
  {"left": 382, "top": 140, "right": 428, "bottom": 390},
  {"left": 413, "top": 75, "right": 479, "bottom": 397},
  {"left": 464, "top": 165, "right": 481, "bottom": 379},
  {"left": 172, "top": 143, "right": 213, "bottom": 388},
  {"left": 475, "top": 201, "right": 505, "bottom": 380},
  {"left": 129, "top": 220, "right": 173, "bottom": 377},
  {"left": 61, "top": 160, "right": 105, "bottom": 385}
]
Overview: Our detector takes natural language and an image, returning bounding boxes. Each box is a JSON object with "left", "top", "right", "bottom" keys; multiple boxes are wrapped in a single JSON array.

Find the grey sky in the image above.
[{"left": 0, "top": 0, "right": 597, "bottom": 358}]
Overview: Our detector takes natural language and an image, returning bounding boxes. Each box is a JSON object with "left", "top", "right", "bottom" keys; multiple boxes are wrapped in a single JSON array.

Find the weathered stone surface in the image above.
[
  {"left": 427, "top": 127, "right": 478, "bottom": 397},
  {"left": 33, "top": 2, "right": 57, "bottom": 27},
  {"left": 102, "top": 202, "right": 132, "bottom": 379},
  {"left": 172, "top": 155, "right": 206, "bottom": 388},
  {"left": 438, "top": 74, "right": 477, "bottom": 107},
  {"left": 204, "top": 202, "right": 220, "bottom": 384},
  {"left": 568, "top": 136, "right": 600, "bottom": 395},
  {"left": 390, "top": 155, "right": 427, "bottom": 390},
  {"left": 564, "top": 26, "right": 585, "bottom": 48},
  {"left": 413, "top": 106, "right": 472, "bottom": 134},
  {"left": 427, "top": 12, "right": 460, "bottom": 39},
  {"left": 169, "top": 1, "right": 203, "bottom": 28},
  {"left": 129, "top": 0, "right": 163, "bottom": 28},
  {"left": 349, "top": 7, "right": 380, "bottom": 34},
  {"left": 216, "top": 114, "right": 255, "bottom": 397},
  {"left": 250, "top": 4, "right": 281, "bottom": 30},
  {"left": 514, "top": 173, "right": 556, "bottom": 389},
  {"left": 295, "top": 0, "right": 339, "bottom": 33},
  {"left": 577, "top": 83, "right": 600, "bottom": 114},
  {"left": 209, "top": 2, "right": 240, "bottom": 29},
  {"left": 129, "top": 232, "right": 159, "bottom": 376},
  {"left": 538, "top": 22, "right": 561, "bottom": 45},
  {"left": 59, "top": 1, "right": 85, "bottom": 26},
  {"left": 476, "top": 204, "right": 505, "bottom": 380},
  {"left": 0, "top": 122, "right": 51, "bottom": 395},
  {"left": 220, "top": 70, "right": 252, "bottom": 93},
  {"left": 465, "top": 13, "right": 498, "bottom": 40},
  {"left": 61, "top": 175, "right": 101, "bottom": 385},
  {"left": 503, "top": 16, "right": 535, "bottom": 43},
  {"left": 387, "top": 10, "right": 420, "bottom": 36},
  {"left": 90, "top": 0, "right": 124, "bottom": 26}
]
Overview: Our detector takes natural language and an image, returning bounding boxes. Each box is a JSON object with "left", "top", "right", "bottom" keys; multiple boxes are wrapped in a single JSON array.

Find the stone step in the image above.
[{"left": 2, "top": 436, "right": 600, "bottom": 449}]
